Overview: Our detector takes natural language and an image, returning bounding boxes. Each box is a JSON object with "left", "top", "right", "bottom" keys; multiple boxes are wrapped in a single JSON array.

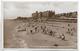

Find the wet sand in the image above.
[{"left": 4, "top": 19, "right": 77, "bottom": 48}]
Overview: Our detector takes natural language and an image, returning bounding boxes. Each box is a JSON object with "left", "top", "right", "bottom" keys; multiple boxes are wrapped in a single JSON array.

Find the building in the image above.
[
  {"left": 32, "top": 11, "right": 38, "bottom": 17},
  {"left": 32, "top": 10, "right": 55, "bottom": 17},
  {"left": 55, "top": 11, "right": 77, "bottom": 18}
]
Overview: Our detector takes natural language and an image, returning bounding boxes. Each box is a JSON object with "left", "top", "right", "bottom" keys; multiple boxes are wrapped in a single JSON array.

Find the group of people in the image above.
[
  {"left": 16, "top": 22, "right": 66, "bottom": 41},
  {"left": 29, "top": 24, "right": 66, "bottom": 40}
]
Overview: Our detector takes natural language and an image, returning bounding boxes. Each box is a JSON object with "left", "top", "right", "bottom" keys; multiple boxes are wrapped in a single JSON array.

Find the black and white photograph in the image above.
[{"left": 3, "top": 1, "right": 77, "bottom": 49}]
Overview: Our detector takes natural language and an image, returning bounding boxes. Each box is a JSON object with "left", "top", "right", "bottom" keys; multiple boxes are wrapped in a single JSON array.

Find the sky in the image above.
[{"left": 3, "top": 2, "right": 78, "bottom": 19}]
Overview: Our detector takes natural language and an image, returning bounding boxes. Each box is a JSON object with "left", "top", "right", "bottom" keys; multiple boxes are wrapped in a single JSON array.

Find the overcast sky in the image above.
[{"left": 3, "top": 2, "right": 78, "bottom": 19}]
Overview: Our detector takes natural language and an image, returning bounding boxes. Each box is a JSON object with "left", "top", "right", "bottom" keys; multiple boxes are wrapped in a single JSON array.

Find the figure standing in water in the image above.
[
  {"left": 61, "top": 34, "right": 65, "bottom": 40},
  {"left": 49, "top": 30, "right": 53, "bottom": 36}
]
